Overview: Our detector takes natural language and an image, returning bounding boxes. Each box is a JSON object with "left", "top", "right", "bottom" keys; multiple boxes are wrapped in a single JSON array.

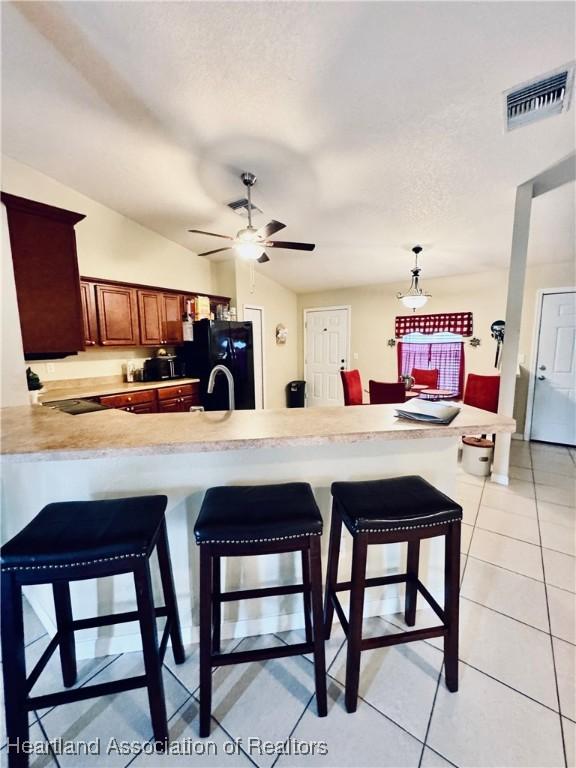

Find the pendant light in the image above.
[{"left": 397, "top": 245, "right": 431, "bottom": 311}]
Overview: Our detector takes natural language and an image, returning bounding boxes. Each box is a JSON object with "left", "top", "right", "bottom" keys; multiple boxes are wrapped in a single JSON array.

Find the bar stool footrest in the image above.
[
  {"left": 329, "top": 571, "right": 447, "bottom": 639},
  {"left": 361, "top": 625, "right": 445, "bottom": 651},
  {"left": 219, "top": 584, "right": 305, "bottom": 603},
  {"left": 25, "top": 606, "right": 171, "bottom": 695},
  {"left": 27, "top": 673, "right": 148, "bottom": 711},
  {"left": 211, "top": 642, "right": 313, "bottom": 668}
]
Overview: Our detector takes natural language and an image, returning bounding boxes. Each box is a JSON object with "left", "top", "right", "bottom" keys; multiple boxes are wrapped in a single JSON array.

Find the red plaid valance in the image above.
[{"left": 395, "top": 312, "right": 473, "bottom": 338}]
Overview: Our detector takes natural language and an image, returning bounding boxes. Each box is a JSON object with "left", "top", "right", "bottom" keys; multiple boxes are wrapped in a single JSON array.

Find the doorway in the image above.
[
  {"left": 527, "top": 289, "right": 576, "bottom": 445},
  {"left": 243, "top": 305, "right": 265, "bottom": 409},
  {"left": 304, "top": 306, "right": 351, "bottom": 407}
]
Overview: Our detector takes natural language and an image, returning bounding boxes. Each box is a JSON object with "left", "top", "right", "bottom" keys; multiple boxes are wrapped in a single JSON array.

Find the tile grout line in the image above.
[
  {"left": 418, "top": 667, "right": 443, "bottom": 768},
  {"left": 530, "top": 442, "right": 568, "bottom": 768},
  {"left": 458, "top": 473, "right": 487, "bottom": 590},
  {"left": 35, "top": 710, "right": 61, "bottom": 768}
]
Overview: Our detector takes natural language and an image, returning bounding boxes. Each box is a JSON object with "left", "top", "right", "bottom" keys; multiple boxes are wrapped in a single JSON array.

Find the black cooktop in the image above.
[{"left": 44, "top": 399, "right": 111, "bottom": 416}]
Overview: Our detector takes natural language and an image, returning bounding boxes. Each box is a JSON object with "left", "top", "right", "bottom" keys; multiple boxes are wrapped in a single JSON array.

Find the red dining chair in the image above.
[
  {"left": 411, "top": 368, "right": 439, "bottom": 388},
  {"left": 368, "top": 380, "right": 406, "bottom": 405},
  {"left": 463, "top": 374, "right": 500, "bottom": 413},
  {"left": 341, "top": 369, "right": 364, "bottom": 406}
]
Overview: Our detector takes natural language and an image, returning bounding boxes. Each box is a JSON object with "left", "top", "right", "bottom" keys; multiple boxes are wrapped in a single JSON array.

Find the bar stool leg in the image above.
[
  {"left": 323, "top": 506, "right": 343, "bottom": 638},
  {"left": 345, "top": 535, "right": 368, "bottom": 713},
  {"left": 211, "top": 555, "right": 221, "bottom": 654},
  {"left": 308, "top": 536, "right": 327, "bottom": 717},
  {"left": 134, "top": 561, "right": 169, "bottom": 747},
  {"left": 156, "top": 520, "right": 185, "bottom": 665},
  {"left": 301, "top": 549, "right": 312, "bottom": 643},
  {"left": 404, "top": 540, "right": 420, "bottom": 627},
  {"left": 199, "top": 545, "right": 213, "bottom": 737},
  {"left": 444, "top": 521, "right": 461, "bottom": 692},
  {"left": 52, "top": 581, "right": 78, "bottom": 687},
  {"left": 1, "top": 574, "right": 29, "bottom": 768}
]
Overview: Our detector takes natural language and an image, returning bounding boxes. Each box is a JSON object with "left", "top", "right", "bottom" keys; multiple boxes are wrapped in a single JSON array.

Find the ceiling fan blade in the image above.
[
  {"left": 188, "top": 229, "right": 234, "bottom": 240},
  {"left": 198, "top": 247, "right": 233, "bottom": 257},
  {"left": 257, "top": 252, "right": 270, "bottom": 263},
  {"left": 256, "top": 220, "right": 286, "bottom": 239},
  {"left": 265, "top": 241, "right": 316, "bottom": 251}
]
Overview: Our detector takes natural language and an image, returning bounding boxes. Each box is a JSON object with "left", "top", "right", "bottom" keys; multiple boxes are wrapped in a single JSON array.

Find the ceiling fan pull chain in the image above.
[{"left": 250, "top": 262, "right": 256, "bottom": 294}]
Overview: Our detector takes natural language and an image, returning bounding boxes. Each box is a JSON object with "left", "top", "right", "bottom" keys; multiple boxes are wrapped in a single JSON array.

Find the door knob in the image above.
[
  {"left": 538, "top": 375, "right": 546, "bottom": 380},
  {"left": 539, "top": 365, "right": 546, "bottom": 371}
]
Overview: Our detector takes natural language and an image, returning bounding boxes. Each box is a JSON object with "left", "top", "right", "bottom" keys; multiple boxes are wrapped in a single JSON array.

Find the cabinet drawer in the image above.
[
  {"left": 157, "top": 383, "right": 197, "bottom": 401},
  {"left": 99, "top": 389, "right": 156, "bottom": 408}
]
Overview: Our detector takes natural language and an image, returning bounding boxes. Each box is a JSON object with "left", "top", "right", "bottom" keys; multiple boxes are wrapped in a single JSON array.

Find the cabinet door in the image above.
[
  {"left": 162, "top": 294, "right": 183, "bottom": 344},
  {"left": 181, "top": 395, "right": 200, "bottom": 411},
  {"left": 157, "top": 397, "right": 183, "bottom": 413},
  {"left": 138, "top": 290, "right": 163, "bottom": 346},
  {"left": 95, "top": 285, "right": 140, "bottom": 346},
  {"left": 80, "top": 281, "right": 98, "bottom": 347},
  {"left": 128, "top": 400, "right": 158, "bottom": 414}
]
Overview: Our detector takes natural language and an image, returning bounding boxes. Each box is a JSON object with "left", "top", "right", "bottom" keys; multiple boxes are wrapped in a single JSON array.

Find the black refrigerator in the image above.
[{"left": 176, "top": 320, "right": 255, "bottom": 411}]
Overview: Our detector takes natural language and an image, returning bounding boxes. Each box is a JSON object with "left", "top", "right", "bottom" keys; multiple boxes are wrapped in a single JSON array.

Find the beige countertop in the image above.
[
  {"left": 1, "top": 403, "right": 515, "bottom": 463},
  {"left": 39, "top": 378, "right": 200, "bottom": 403}
]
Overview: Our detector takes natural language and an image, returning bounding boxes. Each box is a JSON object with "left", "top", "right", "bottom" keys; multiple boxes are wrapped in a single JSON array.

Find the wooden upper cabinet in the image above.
[
  {"left": 80, "top": 281, "right": 98, "bottom": 346},
  {"left": 138, "top": 290, "right": 183, "bottom": 346},
  {"left": 95, "top": 284, "right": 140, "bottom": 346},
  {"left": 162, "top": 293, "right": 183, "bottom": 344},
  {"left": 2, "top": 192, "right": 85, "bottom": 357},
  {"left": 138, "top": 290, "right": 163, "bottom": 345}
]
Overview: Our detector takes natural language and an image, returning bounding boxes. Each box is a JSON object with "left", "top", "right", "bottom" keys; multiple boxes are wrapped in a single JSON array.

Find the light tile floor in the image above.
[{"left": 1, "top": 441, "right": 574, "bottom": 767}]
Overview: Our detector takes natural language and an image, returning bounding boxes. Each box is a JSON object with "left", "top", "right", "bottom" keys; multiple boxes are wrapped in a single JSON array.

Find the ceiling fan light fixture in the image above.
[
  {"left": 236, "top": 226, "right": 259, "bottom": 243},
  {"left": 396, "top": 245, "right": 431, "bottom": 312},
  {"left": 235, "top": 241, "right": 265, "bottom": 261}
]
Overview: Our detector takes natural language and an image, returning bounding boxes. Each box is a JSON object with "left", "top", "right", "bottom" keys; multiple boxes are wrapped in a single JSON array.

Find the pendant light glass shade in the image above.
[{"left": 397, "top": 246, "right": 431, "bottom": 311}]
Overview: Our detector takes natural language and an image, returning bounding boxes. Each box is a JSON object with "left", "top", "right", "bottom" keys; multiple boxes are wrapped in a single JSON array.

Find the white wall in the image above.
[
  {"left": 1, "top": 204, "right": 29, "bottom": 406},
  {"left": 2, "top": 156, "right": 216, "bottom": 383},
  {"left": 299, "top": 262, "right": 575, "bottom": 432}
]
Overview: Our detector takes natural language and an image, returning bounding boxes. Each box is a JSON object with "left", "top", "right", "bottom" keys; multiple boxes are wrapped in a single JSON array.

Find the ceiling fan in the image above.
[{"left": 188, "top": 172, "right": 315, "bottom": 264}]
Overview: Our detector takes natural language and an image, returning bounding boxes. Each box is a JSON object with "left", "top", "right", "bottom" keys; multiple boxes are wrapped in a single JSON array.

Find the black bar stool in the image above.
[
  {"left": 1, "top": 495, "right": 185, "bottom": 768},
  {"left": 194, "top": 483, "right": 327, "bottom": 737},
  {"left": 324, "top": 475, "right": 462, "bottom": 713}
]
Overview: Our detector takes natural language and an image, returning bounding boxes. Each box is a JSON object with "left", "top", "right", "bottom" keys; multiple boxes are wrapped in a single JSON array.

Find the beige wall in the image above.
[
  {"left": 299, "top": 262, "right": 575, "bottom": 432},
  {"left": 213, "top": 261, "right": 299, "bottom": 410},
  {"left": 1, "top": 204, "right": 29, "bottom": 405},
  {"left": 2, "top": 156, "right": 216, "bottom": 383}
]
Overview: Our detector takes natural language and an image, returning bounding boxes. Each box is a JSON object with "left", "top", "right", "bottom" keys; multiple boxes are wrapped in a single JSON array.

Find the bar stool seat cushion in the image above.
[
  {"left": 194, "top": 483, "right": 322, "bottom": 544},
  {"left": 0, "top": 496, "right": 168, "bottom": 572},
  {"left": 331, "top": 476, "right": 461, "bottom": 535}
]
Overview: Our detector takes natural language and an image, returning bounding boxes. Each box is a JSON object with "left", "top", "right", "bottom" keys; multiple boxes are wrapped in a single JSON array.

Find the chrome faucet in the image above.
[{"left": 207, "top": 364, "right": 235, "bottom": 410}]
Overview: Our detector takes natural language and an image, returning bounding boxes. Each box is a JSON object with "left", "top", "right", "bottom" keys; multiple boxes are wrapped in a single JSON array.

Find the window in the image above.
[{"left": 398, "top": 332, "right": 465, "bottom": 396}]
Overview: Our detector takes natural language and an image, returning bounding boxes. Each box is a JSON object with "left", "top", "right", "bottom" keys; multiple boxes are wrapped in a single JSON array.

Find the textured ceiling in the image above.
[{"left": 2, "top": 1, "right": 575, "bottom": 293}]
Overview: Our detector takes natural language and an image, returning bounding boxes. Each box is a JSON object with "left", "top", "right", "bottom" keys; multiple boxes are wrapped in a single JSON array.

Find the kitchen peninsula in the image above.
[{"left": 1, "top": 403, "right": 515, "bottom": 659}]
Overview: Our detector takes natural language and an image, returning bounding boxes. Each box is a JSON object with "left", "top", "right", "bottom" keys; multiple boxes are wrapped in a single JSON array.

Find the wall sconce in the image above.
[
  {"left": 387, "top": 338, "right": 397, "bottom": 347},
  {"left": 276, "top": 324, "right": 288, "bottom": 345}
]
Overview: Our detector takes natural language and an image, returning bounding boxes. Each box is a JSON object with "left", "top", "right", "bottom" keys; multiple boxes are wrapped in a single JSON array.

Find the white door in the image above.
[
  {"left": 243, "top": 305, "right": 264, "bottom": 409},
  {"left": 531, "top": 291, "right": 576, "bottom": 445},
  {"left": 304, "top": 307, "right": 350, "bottom": 407}
]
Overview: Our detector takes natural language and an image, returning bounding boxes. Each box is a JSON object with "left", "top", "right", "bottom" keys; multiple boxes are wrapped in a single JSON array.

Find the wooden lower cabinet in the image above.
[
  {"left": 157, "top": 383, "right": 200, "bottom": 412},
  {"left": 98, "top": 383, "right": 199, "bottom": 414},
  {"left": 99, "top": 389, "right": 156, "bottom": 412}
]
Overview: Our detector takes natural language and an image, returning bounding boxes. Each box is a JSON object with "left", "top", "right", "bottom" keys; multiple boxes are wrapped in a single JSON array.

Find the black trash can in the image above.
[{"left": 286, "top": 380, "right": 306, "bottom": 408}]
